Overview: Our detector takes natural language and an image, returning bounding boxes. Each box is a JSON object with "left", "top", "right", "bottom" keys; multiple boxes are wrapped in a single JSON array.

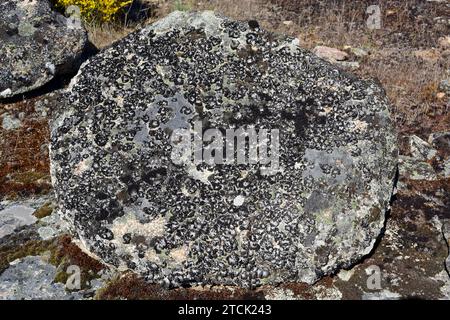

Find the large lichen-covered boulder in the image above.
[
  {"left": 50, "top": 11, "right": 398, "bottom": 287},
  {"left": 0, "top": 0, "right": 87, "bottom": 99}
]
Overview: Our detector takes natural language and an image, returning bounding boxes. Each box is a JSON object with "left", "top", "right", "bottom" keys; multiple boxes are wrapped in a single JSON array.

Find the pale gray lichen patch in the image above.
[
  {"left": 0, "top": 256, "right": 82, "bottom": 300},
  {"left": 399, "top": 155, "right": 437, "bottom": 180},
  {"left": 0, "top": 205, "right": 37, "bottom": 239},
  {"left": 2, "top": 113, "right": 22, "bottom": 130}
]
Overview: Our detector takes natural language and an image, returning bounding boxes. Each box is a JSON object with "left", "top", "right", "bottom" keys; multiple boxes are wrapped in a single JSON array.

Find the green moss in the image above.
[
  {"left": 48, "top": 235, "right": 106, "bottom": 289},
  {"left": 54, "top": 269, "right": 70, "bottom": 285},
  {"left": 33, "top": 202, "right": 54, "bottom": 219},
  {"left": 0, "top": 239, "right": 57, "bottom": 274}
]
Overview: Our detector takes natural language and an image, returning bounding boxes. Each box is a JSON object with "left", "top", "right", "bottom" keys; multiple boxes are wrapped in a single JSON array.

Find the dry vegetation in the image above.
[{"left": 0, "top": 99, "right": 51, "bottom": 199}]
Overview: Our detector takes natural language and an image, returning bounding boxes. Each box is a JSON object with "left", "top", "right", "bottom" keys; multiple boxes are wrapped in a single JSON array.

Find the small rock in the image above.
[
  {"left": 1, "top": 113, "right": 22, "bottom": 130},
  {"left": 436, "top": 92, "right": 446, "bottom": 100},
  {"left": 336, "top": 61, "right": 360, "bottom": 70},
  {"left": 409, "top": 135, "right": 437, "bottom": 160},
  {"left": 438, "top": 36, "right": 450, "bottom": 49},
  {"left": 313, "top": 45, "right": 349, "bottom": 62},
  {"left": 39, "top": 209, "right": 71, "bottom": 240},
  {"left": 233, "top": 195, "right": 245, "bottom": 207},
  {"left": 0, "top": 256, "right": 81, "bottom": 300},
  {"left": 0, "top": 205, "right": 37, "bottom": 239},
  {"left": 37, "top": 226, "right": 56, "bottom": 240},
  {"left": 398, "top": 156, "right": 437, "bottom": 180},
  {"left": 428, "top": 132, "right": 450, "bottom": 149},
  {"left": 337, "top": 269, "right": 355, "bottom": 281}
]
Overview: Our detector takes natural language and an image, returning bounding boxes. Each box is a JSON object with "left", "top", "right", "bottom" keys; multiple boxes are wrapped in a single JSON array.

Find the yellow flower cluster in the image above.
[{"left": 54, "top": 0, "right": 133, "bottom": 22}]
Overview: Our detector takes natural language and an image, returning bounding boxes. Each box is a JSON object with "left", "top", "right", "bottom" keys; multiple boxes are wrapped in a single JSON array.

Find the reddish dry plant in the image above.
[
  {"left": 97, "top": 273, "right": 267, "bottom": 300},
  {"left": 0, "top": 98, "right": 51, "bottom": 199}
]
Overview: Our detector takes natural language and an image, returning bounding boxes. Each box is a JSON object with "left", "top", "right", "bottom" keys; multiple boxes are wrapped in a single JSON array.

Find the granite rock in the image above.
[{"left": 409, "top": 135, "right": 437, "bottom": 161}]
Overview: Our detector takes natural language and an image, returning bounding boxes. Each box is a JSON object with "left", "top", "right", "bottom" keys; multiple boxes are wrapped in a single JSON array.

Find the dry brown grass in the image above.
[
  {"left": 86, "top": 22, "right": 136, "bottom": 49},
  {"left": 85, "top": 0, "right": 173, "bottom": 49},
  {"left": 356, "top": 49, "right": 449, "bottom": 137},
  {"left": 0, "top": 99, "right": 51, "bottom": 199}
]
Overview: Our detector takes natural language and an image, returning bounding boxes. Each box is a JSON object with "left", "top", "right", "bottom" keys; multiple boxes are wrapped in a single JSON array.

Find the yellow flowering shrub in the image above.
[{"left": 53, "top": 0, "right": 133, "bottom": 22}]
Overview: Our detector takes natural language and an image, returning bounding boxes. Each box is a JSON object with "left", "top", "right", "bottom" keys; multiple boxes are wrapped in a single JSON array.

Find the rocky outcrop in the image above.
[
  {"left": 330, "top": 133, "right": 450, "bottom": 300},
  {"left": 49, "top": 11, "right": 398, "bottom": 287},
  {"left": 0, "top": 256, "right": 83, "bottom": 300},
  {"left": 0, "top": 204, "right": 37, "bottom": 238},
  {"left": 0, "top": 0, "right": 88, "bottom": 99}
]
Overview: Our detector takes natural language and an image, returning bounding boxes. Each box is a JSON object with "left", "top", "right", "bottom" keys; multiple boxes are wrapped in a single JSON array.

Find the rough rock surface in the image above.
[
  {"left": 1, "top": 127, "right": 450, "bottom": 300},
  {"left": 0, "top": 204, "right": 37, "bottom": 239},
  {"left": 0, "top": 0, "right": 87, "bottom": 99},
  {"left": 50, "top": 11, "right": 398, "bottom": 287},
  {"left": 0, "top": 256, "right": 82, "bottom": 300}
]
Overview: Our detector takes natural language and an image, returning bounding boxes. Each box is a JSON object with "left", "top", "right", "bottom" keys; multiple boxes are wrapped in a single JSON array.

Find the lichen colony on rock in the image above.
[
  {"left": 50, "top": 11, "right": 398, "bottom": 288},
  {"left": 0, "top": 0, "right": 87, "bottom": 99}
]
